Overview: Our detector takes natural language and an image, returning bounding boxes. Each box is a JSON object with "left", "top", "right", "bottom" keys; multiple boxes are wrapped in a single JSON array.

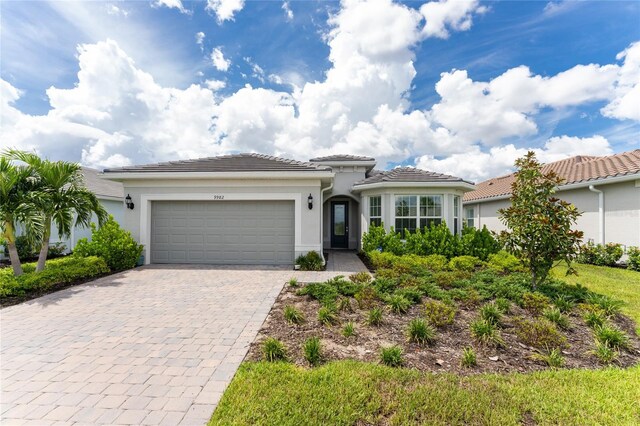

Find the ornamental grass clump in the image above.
[
  {"left": 367, "top": 307, "right": 383, "bottom": 326},
  {"left": 283, "top": 305, "right": 305, "bottom": 325},
  {"left": 262, "top": 338, "right": 287, "bottom": 362},
  {"left": 470, "top": 319, "right": 505, "bottom": 347},
  {"left": 461, "top": 347, "right": 477, "bottom": 368},
  {"left": 302, "top": 337, "right": 322, "bottom": 366},
  {"left": 380, "top": 345, "right": 404, "bottom": 367},
  {"left": 407, "top": 318, "right": 436, "bottom": 345},
  {"left": 317, "top": 306, "right": 338, "bottom": 326}
]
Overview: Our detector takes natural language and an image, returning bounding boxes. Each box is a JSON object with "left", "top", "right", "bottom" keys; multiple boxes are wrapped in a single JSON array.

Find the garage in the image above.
[{"left": 150, "top": 200, "right": 295, "bottom": 265}]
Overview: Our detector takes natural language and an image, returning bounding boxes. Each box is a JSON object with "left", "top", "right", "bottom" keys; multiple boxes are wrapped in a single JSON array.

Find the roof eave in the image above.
[
  {"left": 99, "top": 170, "right": 335, "bottom": 181},
  {"left": 352, "top": 181, "right": 476, "bottom": 192}
]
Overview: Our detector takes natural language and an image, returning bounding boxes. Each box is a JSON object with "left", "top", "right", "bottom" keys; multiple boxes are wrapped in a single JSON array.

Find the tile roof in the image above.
[
  {"left": 309, "top": 154, "right": 375, "bottom": 162},
  {"left": 103, "top": 153, "right": 332, "bottom": 173},
  {"left": 82, "top": 167, "right": 124, "bottom": 199},
  {"left": 463, "top": 150, "right": 640, "bottom": 202},
  {"left": 353, "top": 166, "right": 472, "bottom": 187}
]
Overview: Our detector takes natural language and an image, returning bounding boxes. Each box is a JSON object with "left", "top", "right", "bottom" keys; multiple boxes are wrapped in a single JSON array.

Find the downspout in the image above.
[
  {"left": 589, "top": 185, "right": 604, "bottom": 244},
  {"left": 320, "top": 182, "right": 334, "bottom": 265}
]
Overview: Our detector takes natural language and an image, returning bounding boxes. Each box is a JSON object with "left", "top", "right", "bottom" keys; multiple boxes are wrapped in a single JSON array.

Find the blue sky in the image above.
[{"left": 1, "top": 0, "right": 639, "bottom": 181}]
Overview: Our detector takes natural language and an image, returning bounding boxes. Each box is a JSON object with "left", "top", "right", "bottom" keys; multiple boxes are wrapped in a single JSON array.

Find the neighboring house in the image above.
[
  {"left": 463, "top": 150, "right": 640, "bottom": 249},
  {"left": 101, "top": 154, "right": 474, "bottom": 266}
]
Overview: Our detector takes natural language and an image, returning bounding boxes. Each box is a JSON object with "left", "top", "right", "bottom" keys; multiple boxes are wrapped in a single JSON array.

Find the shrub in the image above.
[
  {"left": 583, "top": 309, "right": 607, "bottom": 328},
  {"left": 479, "top": 303, "right": 502, "bottom": 326},
  {"left": 461, "top": 347, "right": 477, "bottom": 368},
  {"left": 349, "top": 271, "right": 372, "bottom": 284},
  {"left": 448, "top": 255, "right": 482, "bottom": 272},
  {"left": 585, "top": 294, "right": 624, "bottom": 316},
  {"left": 627, "top": 246, "right": 640, "bottom": 271},
  {"left": 288, "top": 277, "right": 298, "bottom": 287},
  {"left": 47, "top": 242, "right": 67, "bottom": 259},
  {"left": 422, "top": 254, "right": 449, "bottom": 272},
  {"left": 283, "top": 305, "right": 304, "bottom": 325},
  {"left": 487, "top": 251, "right": 522, "bottom": 274},
  {"left": 4, "top": 235, "right": 37, "bottom": 261},
  {"left": 74, "top": 217, "right": 143, "bottom": 271},
  {"left": 326, "top": 275, "right": 362, "bottom": 297},
  {"left": 302, "top": 337, "right": 322, "bottom": 366},
  {"left": 542, "top": 306, "right": 570, "bottom": 330},
  {"left": 470, "top": 319, "right": 504, "bottom": 347},
  {"left": 373, "top": 277, "right": 399, "bottom": 294},
  {"left": 577, "top": 241, "right": 624, "bottom": 266},
  {"left": 593, "top": 324, "right": 630, "bottom": 350},
  {"left": 362, "top": 226, "right": 405, "bottom": 255},
  {"left": 532, "top": 348, "right": 564, "bottom": 369},
  {"left": 296, "top": 251, "right": 324, "bottom": 271},
  {"left": 354, "top": 286, "right": 378, "bottom": 309},
  {"left": 423, "top": 299, "right": 456, "bottom": 327},
  {"left": 262, "top": 338, "right": 287, "bottom": 362},
  {"left": 342, "top": 321, "right": 355, "bottom": 337},
  {"left": 367, "top": 307, "right": 383, "bottom": 326},
  {"left": 317, "top": 307, "right": 338, "bottom": 326},
  {"left": 407, "top": 318, "right": 436, "bottom": 345},
  {"left": 459, "top": 225, "right": 501, "bottom": 260},
  {"left": 380, "top": 346, "right": 404, "bottom": 367},
  {"left": 385, "top": 294, "right": 411, "bottom": 314},
  {"left": 521, "top": 292, "right": 551, "bottom": 315},
  {"left": 297, "top": 282, "right": 338, "bottom": 307},
  {"left": 367, "top": 251, "right": 398, "bottom": 269},
  {"left": 590, "top": 340, "right": 619, "bottom": 364},
  {"left": 494, "top": 297, "right": 511, "bottom": 314},
  {"left": 514, "top": 318, "right": 567, "bottom": 349},
  {"left": 336, "top": 296, "right": 354, "bottom": 312},
  {"left": 394, "top": 287, "right": 422, "bottom": 304},
  {"left": 553, "top": 295, "right": 575, "bottom": 313}
]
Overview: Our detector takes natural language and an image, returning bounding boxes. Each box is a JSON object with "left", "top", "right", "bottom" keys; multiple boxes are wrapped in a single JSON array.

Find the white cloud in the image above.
[
  {"left": 206, "top": 0, "right": 245, "bottom": 23},
  {"left": 106, "top": 4, "right": 129, "bottom": 17},
  {"left": 282, "top": 1, "right": 293, "bottom": 21},
  {"left": 153, "top": 0, "right": 189, "bottom": 14},
  {"left": 211, "top": 47, "right": 230, "bottom": 71},
  {"left": 195, "top": 31, "right": 205, "bottom": 49},
  {"left": 419, "top": 0, "right": 486, "bottom": 39},
  {"left": 205, "top": 79, "right": 226, "bottom": 91},
  {"left": 602, "top": 41, "right": 640, "bottom": 121},
  {"left": 415, "top": 135, "right": 613, "bottom": 182}
]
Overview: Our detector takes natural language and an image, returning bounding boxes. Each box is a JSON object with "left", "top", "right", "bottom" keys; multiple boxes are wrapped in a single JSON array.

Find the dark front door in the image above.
[{"left": 331, "top": 201, "right": 349, "bottom": 248}]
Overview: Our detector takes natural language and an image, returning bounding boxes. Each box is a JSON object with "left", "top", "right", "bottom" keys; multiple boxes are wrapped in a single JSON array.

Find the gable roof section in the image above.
[
  {"left": 309, "top": 154, "right": 375, "bottom": 162},
  {"left": 82, "top": 167, "right": 123, "bottom": 199},
  {"left": 353, "top": 166, "right": 473, "bottom": 187},
  {"left": 464, "top": 150, "right": 640, "bottom": 202},
  {"left": 103, "top": 153, "right": 332, "bottom": 174}
]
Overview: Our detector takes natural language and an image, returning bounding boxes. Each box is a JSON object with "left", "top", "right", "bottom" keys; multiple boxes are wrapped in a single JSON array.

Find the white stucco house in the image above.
[
  {"left": 101, "top": 154, "right": 475, "bottom": 266},
  {"left": 462, "top": 150, "right": 640, "bottom": 249}
]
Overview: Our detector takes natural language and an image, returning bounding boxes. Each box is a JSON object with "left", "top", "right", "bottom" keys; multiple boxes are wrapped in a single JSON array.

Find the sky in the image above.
[{"left": 1, "top": 0, "right": 639, "bottom": 182}]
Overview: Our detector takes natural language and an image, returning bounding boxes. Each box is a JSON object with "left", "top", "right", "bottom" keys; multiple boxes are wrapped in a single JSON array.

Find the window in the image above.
[
  {"left": 394, "top": 195, "right": 443, "bottom": 236},
  {"left": 369, "top": 196, "right": 382, "bottom": 227},
  {"left": 465, "top": 208, "right": 475, "bottom": 228},
  {"left": 453, "top": 195, "right": 460, "bottom": 234}
]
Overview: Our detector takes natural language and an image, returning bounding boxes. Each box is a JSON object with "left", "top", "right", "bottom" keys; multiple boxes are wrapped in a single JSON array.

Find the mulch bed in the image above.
[{"left": 247, "top": 282, "right": 640, "bottom": 374}]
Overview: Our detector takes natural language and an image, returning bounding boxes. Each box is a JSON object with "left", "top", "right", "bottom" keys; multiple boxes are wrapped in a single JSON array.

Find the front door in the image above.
[{"left": 331, "top": 201, "right": 349, "bottom": 248}]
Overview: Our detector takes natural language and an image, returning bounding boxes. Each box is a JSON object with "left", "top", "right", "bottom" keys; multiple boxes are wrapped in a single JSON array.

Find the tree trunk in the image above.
[
  {"left": 35, "top": 218, "right": 51, "bottom": 272},
  {"left": 7, "top": 241, "right": 23, "bottom": 276}
]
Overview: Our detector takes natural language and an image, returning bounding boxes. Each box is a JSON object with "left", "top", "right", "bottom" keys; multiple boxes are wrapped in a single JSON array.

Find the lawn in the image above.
[
  {"left": 210, "top": 361, "right": 640, "bottom": 425},
  {"left": 552, "top": 264, "right": 640, "bottom": 334}
]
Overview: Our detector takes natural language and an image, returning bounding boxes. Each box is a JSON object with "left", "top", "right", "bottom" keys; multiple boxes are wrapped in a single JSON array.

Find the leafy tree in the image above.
[
  {"left": 6, "top": 150, "right": 108, "bottom": 272},
  {"left": 0, "top": 157, "right": 42, "bottom": 276},
  {"left": 498, "top": 152, "right": 583, "bottom": 289}
]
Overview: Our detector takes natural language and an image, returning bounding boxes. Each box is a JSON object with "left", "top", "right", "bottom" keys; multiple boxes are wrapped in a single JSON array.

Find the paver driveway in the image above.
[{"left": 1, "top": 265, "right": 294, "bottom": 425}]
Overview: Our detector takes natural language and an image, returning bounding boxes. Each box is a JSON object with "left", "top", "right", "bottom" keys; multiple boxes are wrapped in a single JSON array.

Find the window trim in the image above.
[
  {"left": 453, "top": 195, "right": 460, "bottom": 234},
  {"left": 465, "top": 207, "right": 475, "bottom": 228},
  {"left": 369, "top": 195, "right": 382, "bottom": 227},
  {"left": 394, "top": 194, "right": 444, "bottom": 235}
]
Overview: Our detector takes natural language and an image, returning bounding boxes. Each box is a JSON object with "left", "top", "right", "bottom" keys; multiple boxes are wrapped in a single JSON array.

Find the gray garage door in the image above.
[{"left": 150, "top": 200, "right": 294, "bottom": 265}]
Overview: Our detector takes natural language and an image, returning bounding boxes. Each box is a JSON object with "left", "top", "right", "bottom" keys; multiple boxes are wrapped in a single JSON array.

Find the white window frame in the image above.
[
  {"left": 394, "top": 194, "right": 443, "bottom": 235},
  {"left": 453, "top": 195, "right": 460, "bottom": 234},
  {"left": 369, "top": 195, "right": 382, "bottom": 227},
  {"left": 465, "top": 207, "right": 475, "bottom": 228}
]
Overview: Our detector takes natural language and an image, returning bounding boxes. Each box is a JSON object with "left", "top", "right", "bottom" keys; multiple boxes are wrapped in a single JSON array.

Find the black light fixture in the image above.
[
  {"left": 307, "top": 193, "right": 313, "bottom": 210},
  {"left": 125, "top": 194, "right": 135, "bottom": 210}
]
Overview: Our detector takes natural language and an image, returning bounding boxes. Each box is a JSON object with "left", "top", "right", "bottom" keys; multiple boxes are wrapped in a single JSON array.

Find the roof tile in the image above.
[{"left": 353, "top": 166, "right": 472, "bottom": 186}]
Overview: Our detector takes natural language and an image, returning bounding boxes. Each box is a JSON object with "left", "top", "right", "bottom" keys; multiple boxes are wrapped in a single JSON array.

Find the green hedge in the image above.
[
  {"left": 576, "top": 242, "right": 624, "bottom": 267},
  {"left": 0, "top": 256, "right": 110, "bottom": 298}
]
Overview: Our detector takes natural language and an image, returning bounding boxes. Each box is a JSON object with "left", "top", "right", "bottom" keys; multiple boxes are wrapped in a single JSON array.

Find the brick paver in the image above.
[{"left": 1, "top": 253, "right": 367, "bottom": 425}]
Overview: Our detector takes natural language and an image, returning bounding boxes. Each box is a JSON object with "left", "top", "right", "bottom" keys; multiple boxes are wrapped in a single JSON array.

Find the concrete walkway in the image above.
[{"left": 0, "top": 252, "right": 368, "bottom": 426}]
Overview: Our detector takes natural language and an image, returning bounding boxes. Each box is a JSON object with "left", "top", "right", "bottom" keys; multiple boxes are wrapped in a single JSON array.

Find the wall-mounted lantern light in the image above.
[
  {"left": 125, "top": 194, "right": 135, "bottom": 210},
  {"left": 307, "top": 193, "right": 313, "bottom": 210}
]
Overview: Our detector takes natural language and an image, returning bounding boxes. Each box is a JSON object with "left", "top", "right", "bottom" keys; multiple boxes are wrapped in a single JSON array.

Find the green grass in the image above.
[
  {"left": 209, "top": 361, "right": 640, "bottom": 425},
  {"left": 552, "top": 263, "right": 640, "bottom": 334}
]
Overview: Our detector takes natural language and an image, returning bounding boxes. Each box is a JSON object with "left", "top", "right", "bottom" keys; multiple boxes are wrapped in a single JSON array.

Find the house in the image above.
[
  {"left": 462, "top": 150, "right": 640, "bottom": 249},
  {"left": 101, "top": 154, "right": 475, "bottom": 266}
]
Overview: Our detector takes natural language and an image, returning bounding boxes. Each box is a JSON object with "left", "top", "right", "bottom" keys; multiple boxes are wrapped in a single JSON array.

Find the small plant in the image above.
[
  {"left": 586, "top": 294, "right": 624, "bottom": 316},
  {"left": 423, "top": 299, "right": 456, "bottom": 327},
  {"left": 448, "top": 255, "right": 482, "bottom": 272},
  {"left": 407, "top": 318, "right": 436, "bottom": 345},
  {"left": 583, "top": 309, "right": 607, "bottom": 328},
  {"left": 479, "top": 303, "right": 502, "bottom": 326},
  {"left": 486, "top": 250, "right": 522, "bottom": 273},
  {"left": 349, "top": 271, "right": 372, "bottom": 284},
  {"left": 296, "top": 251, "right": 324, "bottom": 271},
  {"left": 367, "top": 307, "right": 383, "bottom": 326},
  {"left": 532, "top": 348, "right": 565, "bottom": 369},
  {"left": 317, "top": 306, "right": 338, "bottom": 326},
  {"left": 521, "top": 292, "right": 551, "bottom": 315},
  {"left": 627, "top": 246, "right": 640, "bottom": 271},
  {"left": 590, "top": 340, "right": 619, "bottom": 364},
  {"left": 494, "top": 297, "right": 511, "bottom": 314},
  {"left": 262, "top": 337, "right": 287, "bottom": 362},
  {"left": 283, "top": 305, "right": 305, "bottom": 325},
  {"left": 288, "top": 277, "right": 299, "bottom": 287},
  {"left": 337, "top": 296, "right": 354, "bottom": 312},
  {"left": 470, "top": 319, "right": 505, "bottom": 347},
  {"left": 354, "top": 286, "right": 378, "bottom": 309},
  {"left": 542, "top": 306, "right": 570, "bottom": 330},
  {"left": 514, "top": 318, "right": 567, "bottom": 350},
  {"left": 380, "top": 345, "right": 404, "bottom": 367},
  {"left": 461, "top": 347, "right": 477, "bottom": 368},
  {"left": 342, "top": 321, "right": 356, "bottom": 337},
  {"left": 302, "top": 337, "right": 322, "bottom": 366},
  {"left": 386, "top": 294, "right": 411, "bottom": 314},
  {"left": 593, "top": 324, "right": 630, "bottom": 350},
  {"left": 553, "top": 295, "right": 575, "bottom": 313}
]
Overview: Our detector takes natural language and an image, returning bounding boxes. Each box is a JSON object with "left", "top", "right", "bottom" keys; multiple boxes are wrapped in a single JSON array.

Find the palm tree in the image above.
[
  {"left": 0, "top": 157, "right": 43, "bottom": 276},
  {"left": 6, "top": 150, "right": 108, "bottom": 272}
]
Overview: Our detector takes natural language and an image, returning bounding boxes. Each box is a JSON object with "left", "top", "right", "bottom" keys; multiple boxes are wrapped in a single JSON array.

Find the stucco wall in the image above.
[
  {"left": 464, "top": 179, "right": 640, "bottom": 248},
  {"left": 119, "top": 178, "right": 325, "bottom": 261}
]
